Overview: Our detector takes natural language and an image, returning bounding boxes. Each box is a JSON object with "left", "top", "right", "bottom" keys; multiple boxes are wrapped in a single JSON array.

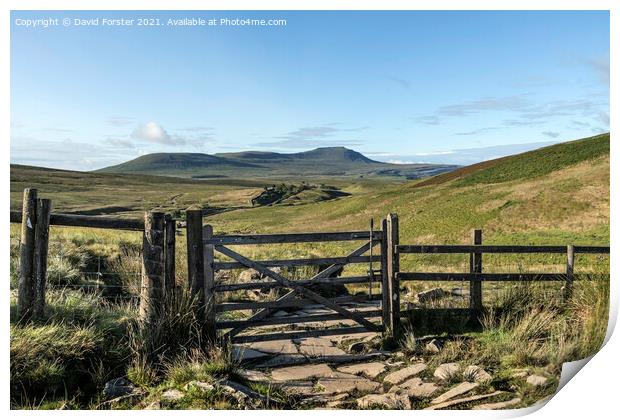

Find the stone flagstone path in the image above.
[{"left": 228, "top": 301, "right": 532, "bottom": 410}]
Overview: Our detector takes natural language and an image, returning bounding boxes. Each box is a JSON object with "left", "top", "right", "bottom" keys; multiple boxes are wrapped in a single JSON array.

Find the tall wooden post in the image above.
[
  {"left": 203, "top": 225, "right": 216, "bottom": 342},
  {"left": 380, "top": 214, "right": 400, "bottom": 336},
  {"left": 470, "top": 229, "right": 483, "bottom": 317},
  {"left": 564, "top": 245, "right": 574, "bottom": 302},
  {"left": 164, "top": 214, "right": 176, "bottom": 292},
  {"left": 139, "top": 212, "right": 165, "bottom": 323},
  {"left": 380, "top": 218, "right": 390, "bottom": 333},
  {"left": 33, "top": 199, "right": 51, "bottom": 320},
  {"left": 186, "top": 210, "right": 205, "bottom": 318},
  {"left": 386, "top": 214, "right": 400, "bottom": 334},
  {"left": 18, "top": 188, "right": 37, "bottom": 321}
]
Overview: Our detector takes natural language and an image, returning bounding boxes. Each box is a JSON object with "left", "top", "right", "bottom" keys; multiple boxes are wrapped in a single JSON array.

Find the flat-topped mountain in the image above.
[{"left": 97, "top": 147, "right": 456, "bottom": 179}]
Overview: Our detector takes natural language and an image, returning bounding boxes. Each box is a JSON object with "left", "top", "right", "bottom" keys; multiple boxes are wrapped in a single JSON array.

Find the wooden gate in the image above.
[{"left": 186, "top": 211, "right": 401, "bottom": 343}]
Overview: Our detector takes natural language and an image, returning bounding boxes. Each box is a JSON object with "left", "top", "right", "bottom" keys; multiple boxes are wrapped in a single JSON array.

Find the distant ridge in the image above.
[{"left": 97, "top": 146, "right": 455, "bottom": 179}]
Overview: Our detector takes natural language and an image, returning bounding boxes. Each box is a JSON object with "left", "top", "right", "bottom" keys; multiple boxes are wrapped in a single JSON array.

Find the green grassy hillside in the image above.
[
  {"left": 206, "top": 133, "right": 610, "bottom": 248},
  {"left": 415, "top": 133, "right": 609, "bottom": 187}
]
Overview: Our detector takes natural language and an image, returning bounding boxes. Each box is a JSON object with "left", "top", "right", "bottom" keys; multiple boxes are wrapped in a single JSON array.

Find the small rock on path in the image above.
[
  {"left": 526, "top": 375, "right": 548, "bottom": 387},
  {"left": 463, "top": 365, "right": 492, "bottom": 384},
  {"left": 433, "top": 363, "right": 461, "bottom": 381}
]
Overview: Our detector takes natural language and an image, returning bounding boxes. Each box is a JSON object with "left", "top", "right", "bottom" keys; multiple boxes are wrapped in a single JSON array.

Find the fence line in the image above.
[
  {"left": 11, "top": 188, "right": 176, "bottom": 321},
  {"left": 11, "top": 187, "right": 610, "bottom": 345}
]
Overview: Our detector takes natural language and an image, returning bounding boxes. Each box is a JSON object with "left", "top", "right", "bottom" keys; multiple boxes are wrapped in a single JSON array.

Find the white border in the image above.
[{"left": 2, "top": 1, "right": 616, "bottom": 419}]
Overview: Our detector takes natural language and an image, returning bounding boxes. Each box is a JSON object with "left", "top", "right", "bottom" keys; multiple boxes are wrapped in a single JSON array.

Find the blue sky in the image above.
[{"left": 10, "top": 10, "right": 609, "bottom": 170}]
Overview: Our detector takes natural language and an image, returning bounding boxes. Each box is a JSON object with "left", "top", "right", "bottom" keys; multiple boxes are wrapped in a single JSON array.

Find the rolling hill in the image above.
[
  {"left": 205, "top": 133, "right": 610, "bottom": 247},
  {"left": 97, "top": 147, "right": 458, "bottom": 179}
]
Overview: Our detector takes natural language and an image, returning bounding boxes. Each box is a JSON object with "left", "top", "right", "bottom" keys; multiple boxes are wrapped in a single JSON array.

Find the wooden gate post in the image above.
[
  {"left": 564, "top": 245, "right": 574, "bottom": 302},
  {"left": 387, "top": 214, "right": 400, "bottom": 334},
  {"left": 18, "top": 188, "right": 37, "bottom": 321},
  {"left": 139, "top": 212, "right": 165, "bottom": 323},
  {"left": 380, "top": 218, "right": 390, "bottom": 333},
  {"left": 186, "top": 210, "right": 205, "bottom": 318},
  {"left": 33, "top": 199, "right": 51, "bottom": 320},
  {"left": 203, "top": 225, "right": 216, "bottom": 342},
  {"left": 164, "top": 214, "right": 176, "bottom": 292},
  {"left": 470, "top": 229, "right": 483, "bottom": 317},
  {"left": 382, "top": 213, "right": 400, "bottom": 336}
]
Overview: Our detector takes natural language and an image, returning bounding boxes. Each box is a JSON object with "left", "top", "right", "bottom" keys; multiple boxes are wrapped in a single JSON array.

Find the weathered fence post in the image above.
[
  {"left": 388, "top": 214, "right": 400, "bottom": 334},
  {"left": 380, "top": 218, "right": 390, "bottom": 333},
  {"left": 564, "top": 245, "right": 574, "bottom": 302},
  {"left": 470, "top": 229, "right": 483, "bottom": 317},
  {"left": 164, "top": 214, "right": 176, "bottom": 292},
  {"left": 186, "top": 210, "right": 205, "bottom": 318},
  {"left": 33, "top": 198, "right": 51, "bottom": 320},
  {"left": 203, "top": 224, "right": 216, "bottom": 343},
  {"left": 18, "top": 188, "right": 37, "bottom": 321},
  {"left": 139, "top": 212, "right": 165, "bottom": 323},
  {"left": 382, "top": 213, "right": 400, "bottom": 336}
]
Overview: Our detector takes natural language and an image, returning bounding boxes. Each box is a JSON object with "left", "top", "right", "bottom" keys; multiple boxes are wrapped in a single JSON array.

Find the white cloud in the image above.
[{"left": 131, "top": 121, "right": 181, "bottom": 145}]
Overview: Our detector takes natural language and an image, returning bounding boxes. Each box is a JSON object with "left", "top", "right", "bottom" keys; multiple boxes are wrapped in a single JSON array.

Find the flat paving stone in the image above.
[
  {"left": 431, "top": 382, "right": 478, "bottom": 405},
  {"left": 232, "top": 347, "right": 269, "bottom": 362},
  {"left": 317, "top": 372, "right": 381, "bottom": 394},
  {"left": 297, "top": 337, "right": 347, "bottom": 357},
  {"left": 238, "top": 369, "right": 270, "bottom": 382},
  {"left": 384, "top": 363, "right": 428, "bottom": 385},
  {"left": 473, "top": 397, "right": 522, "bottom": 410},
  {"left": 256, "top": 354, "right": 308, "bottom": 368},
  {"left": 395, "top": 377, "right": 439, "bottom": 398},
  {"left": 247, "top": 339, "right": 298, "bottom": 355},
  {"left": 326, "top": 332, "right": 378, "bottom": 345},
  {"left": 336, "top": 362, "right": 386, "bottom": 378},
  {"left": 270, "top": 363, "right": 333, "bottom": 382},
  {"left": 425, "top": 391, "right": 504, "bottom": 410},
  {"left": 304, "top": 392, "right": 349, "bottom": 405},
  {"left": 279, "top": 381, "right": 321, "bottom": 396},
  {"left": 357, "top": 392, "right": 412, "bottom": 409}
]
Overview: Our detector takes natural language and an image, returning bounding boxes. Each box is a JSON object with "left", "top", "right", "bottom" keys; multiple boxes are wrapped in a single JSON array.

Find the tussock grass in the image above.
[{"left": 10, "top": 290, "right": 131, "bottom": 407}]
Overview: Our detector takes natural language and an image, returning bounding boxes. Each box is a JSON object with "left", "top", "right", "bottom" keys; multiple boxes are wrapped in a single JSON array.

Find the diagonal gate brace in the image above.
[
  {"left": 222, "top": 241, "right": 377, "bottom": 339},
  {"left": 216, "top": 245, "right": 380, "bottom": 333}
]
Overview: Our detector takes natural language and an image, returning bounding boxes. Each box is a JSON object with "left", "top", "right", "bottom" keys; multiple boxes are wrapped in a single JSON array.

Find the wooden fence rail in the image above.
[
  {"left": 11, "top": 189, "right": 176, "bottom": 322},
  {"left": 11, "top": 210, "right": 144, "bottom": 231},
  {"left": 398, "top": 245, "right": 610, "bottom": 254},
  {"left": 397, "top": 231, "right": 609, "bottom": 308}
]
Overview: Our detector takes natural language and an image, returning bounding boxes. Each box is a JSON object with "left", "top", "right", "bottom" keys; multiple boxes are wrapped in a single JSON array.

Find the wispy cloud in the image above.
[
  {"left": 255, "top": 124, "right": 369, "bottom": 149},
  {"left": 385, "top": 76, "right": 410, "bottom": 89},
  {"left": 107, "top": 116, "right": 135, "bottom": 127},
  {"left": 455, "top": 127, "right": 500, "bottom": 136},
  {"left": 412, "top": 94, "right": 609, "bottom": 135},
  {"left": 42, "top": 127, "right": 74, "bottom": 133},
  {"left": 583, "top": 56, "right": 610, "bottom": 86},
  {"left": 411, "top": 115, "right": 441, "bottom": 125},
  {"left": 542, "top": 131, "right": 560, "bottom": 138},
  {"left": 368, "top": 141, "right": 558, "bottom": 166}
]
